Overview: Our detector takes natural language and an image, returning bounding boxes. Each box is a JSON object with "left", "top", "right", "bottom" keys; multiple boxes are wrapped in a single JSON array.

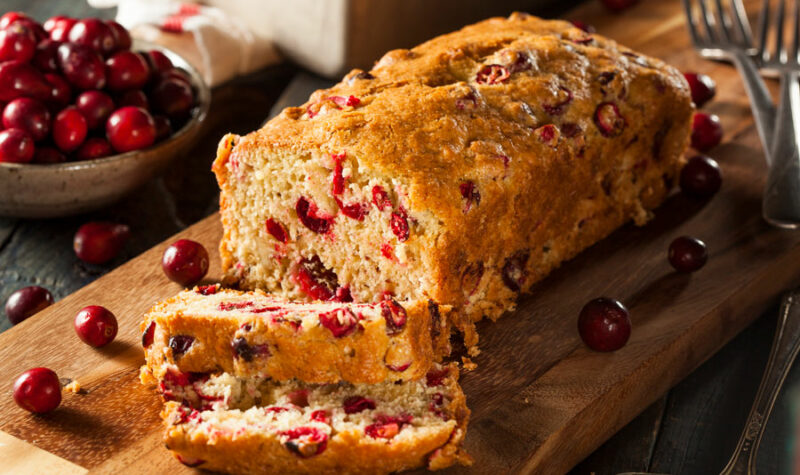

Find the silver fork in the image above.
[
  {"left": 683, "top": 0, "right": 777, "bottom": 163},
  {"left": 759, "top": 0, "right": 800, "bottom": 228}
]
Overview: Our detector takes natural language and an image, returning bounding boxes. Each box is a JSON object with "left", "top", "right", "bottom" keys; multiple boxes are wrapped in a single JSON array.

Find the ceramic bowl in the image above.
[{"left": 0, "top": 41, "right": 210, "bottom": 218}]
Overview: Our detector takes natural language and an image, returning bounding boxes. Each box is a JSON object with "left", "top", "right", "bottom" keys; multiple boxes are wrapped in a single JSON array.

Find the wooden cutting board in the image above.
[{"left": 0, "top": 0, "right": 795, "bottom": 473}]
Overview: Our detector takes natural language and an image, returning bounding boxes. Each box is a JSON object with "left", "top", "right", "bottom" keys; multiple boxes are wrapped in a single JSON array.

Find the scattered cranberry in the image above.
[
  {"left": 161, "top": 239, "right": 209, "bottom": 286},
  {"left": 578, "top": 297, "right": 631, "bottom": 352},
  {"left": 0, "top": 128, "right": 34, "bottom": 163},
  {"left": 57, "top": 42, "right": 106, "bottom": 90},
  {"left": 5, "top": 286, "right": 54, "bottom": 325},
  {"left": 68, "top": 18, "right": 116, "bottom": 56},
  {"left": 683, "top": 72, "right": 716, "bottom": 107},
  {"left": 105, "top": 51, "right": 150, "bottom": 91},
  {"left": 3, "top": 98, "right": 50, "bottom": 141},
  {"left": 75, "top": 90, "right": 115, "bottom": 130},
  {"left": 13, "top": 367, "right": 61, "bottom": 413},
  {"left": 150, "top": 78, "right": 194, "bottom": 120},
  {"left": 74, "top": 305, "right": 118, "bottom": 347},
  {"left": 0, "top": 60, "right": 52, "bottom": 102},
  {"left": 32, "top": 39, "right": 60, "bottom": 73},
  {"left": 47, "top": 17, "right": 76, "bottom": 43},
  {"left": 668, "top": 236, "right": 708, "bottom": 273},
  {"left": 691, "top": 112, "right": 723, "bottom": 151},
  {"left": 73, "top": 221, "right": 131, "bottom": 264},
  {"left": 33, "top": 146, "right": 66, "bottom": 164},
  {"left": 105, "top": 20, "right": 131, "bottom": 51},
  {"left": 76, "top": 137, "right": 113, "bottom": 161},
  {"left": 52, "top": 107, "right": 87, "bottom": 152},
  {"left": 680, "top": 155, "right": 722, "bottom": 198},
  {"left": 0, "top": 24, "right": 36, "bottom": 63},
  {"left": 601, "top": 0, "right": 641, "bottom": 11},
  {"left": 106, "top": 106, "right": 156, "bottom": 153}
]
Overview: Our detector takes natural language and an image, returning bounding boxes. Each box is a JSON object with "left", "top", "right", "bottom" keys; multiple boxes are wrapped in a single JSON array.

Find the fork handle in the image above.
[
  {"left": 730, "top": 51, "right": 776, "bottom": 161},
  {"left": 719, "top": 291, "right": 800, "bottom": 475},
  {"left": 763, "top": 70, "right": 800, "bottom": 228}
]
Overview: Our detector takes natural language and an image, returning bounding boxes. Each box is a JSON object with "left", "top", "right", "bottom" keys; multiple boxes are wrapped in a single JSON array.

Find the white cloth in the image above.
[{"left": 87, "top": 0, "right": 281, "bottom": 86}]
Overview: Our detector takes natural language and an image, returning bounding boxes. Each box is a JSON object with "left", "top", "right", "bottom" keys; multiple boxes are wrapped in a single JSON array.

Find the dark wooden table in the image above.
[{"left": 1, "top": 1, "right": 795, "bottom": 474}]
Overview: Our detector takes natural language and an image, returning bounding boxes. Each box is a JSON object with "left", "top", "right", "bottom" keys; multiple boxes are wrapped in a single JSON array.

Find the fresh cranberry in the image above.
[
  {"left": 680, "top": 155, "right": 722, "bottom": 198},
  {"left": 32, "top": 40, "right": 60, "bottom": 73},
  {"left": 105, "top": 51, "right": 149, "bottom": 91},
  {"left": 476, "top": 64, "right": 510, "bottom": 85},
  {"left": 105, "top": 20, "right": 131, "bottom": 51},
  {"left": 5, "top": 286, "right": 54, "bottom": 325},
  {"left": 319, "top": 308, "right": 358, "bottom": 338},
  {"left": 502, "top": 251, "right": 530, "bottom": 292},
  {"left": 691, "top": 112, "right": 723, "bottom": 151},
  {"left": 0, "top": 60, "right": 52, "bottom": 102},
  {"left": 74, "top": 305, "right": 118, "bottom": 347},
  {"left": 158, "top": 68, "right": 193, "bottom": 88},
  {"left": 296, "top": 197, "right": 334, "bottom": 234},
  {"left": 3, "top": 98, "right": 50, "bottom": 141},
  {"left": 578, "top": 297, "right": 631, "bottom": 352},
  {"left": 13, "top": 367, "right": 61, "bottom": 414},
  {"left": 571, "top": 20, "right": 596, "bottom": 33},
  {"left": 68, "top": 18, "right": 116, "bottom": 56},
  {"left": 44, "top": 73, "right": 71, "bottom": 108},
  {"left": 0, "top": 24, "right": 36, "bottom": 63},
  {"left": 142, "top": 320, "right": 156, "bottom": 347},
  {"left": 266, "top": 218, "right": 289, "bottom": 243},
  {"left": 145, "top": 50, "right": 173, "bottom": 74},
  {"left": 106, "top": 106, "right": 156, "bottom": 153},
  {"left": 153, "top": 115, "right": 171, "bottom": 141},
  {"left": 116, "top": 89, "right": 148, "bottom": 109},
  {"left": 150, "top": 78, "right": 194, "bottom": 120},
  {"left": 292, "top": 256, "right": 339, "bottom": 301},
  {"left": 57, "top": 42, "right": 106, "bottom": 90},
  {"left": 75, "top": 90, "right": 114, "bottom": 130},
  {"left": 0, "top": 12, "right": 28, "bottom": 29},
  {"left": 601, "top": 0, "right": 640, "bottom": 11},
  {"left": 33, "top": 146, "right": 66, "bottom": 164},
  {"left": 683, "top": 72, "right": 716, "bottom": 107},
  {"left": 459, "top": 181, "right": 480, "bottom": 212},
  {"left": 53, "top": 107, "right": 87, "bottom": 152},
  {"left": 169, "top": 335, "right": 195, "bottom": 358},
  {"left": 4, "top": 17, "right": 45, "bottom": 42},
  {"left": 75, "top": 137, "right": 113, "bottom": 160},
  {"left": 343, "top": 396, "right": 376, "bottom": 414},
  {"left": 44, "top": 15, "right": 69, "bottom": 33},
  {"left": 47, "top": 17, "right": 76, "bottom": 43},
  {"left": 281, "top": 427, "right": 328, "bottom": 458},
  {"left": 161, "top": 239, "right": 209, "bottom": 286},
  {"left": 380, "top": 299, "right": 407, "bottom": 335},
  {"left": 73, "top": 222, "right": 130, "bottom": 264},
  {"left": 390, "top": 210, "right": 409, "bottom": 241},
  {"left": 0, "top": 128, "right": 34, "bottom": 163},
  {"left": 372, "top": 185, "right": 392, "bottom": 210},
  {"left": 594, "top": 102, "right": 626, "bottom": 137},
  {"left": 668, "top": 236, "right": 708, "bottom": 273}
]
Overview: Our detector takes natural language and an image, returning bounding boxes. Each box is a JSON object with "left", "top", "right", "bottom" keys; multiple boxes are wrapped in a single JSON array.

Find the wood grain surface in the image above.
[{"left": 0, "top": 0, "right": 796, "bottom": 474}]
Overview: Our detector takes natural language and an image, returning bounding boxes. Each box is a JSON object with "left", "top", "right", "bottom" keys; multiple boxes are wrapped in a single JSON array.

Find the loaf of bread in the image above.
[
  {"left": 154, "top": 364, "right": 470, "bottom": 474},
  {"left": 212, "top": 12, "right": 693, "bottom": 344},
  {"left": 141, "top": 285, "right": 450, "bottom": 384}
]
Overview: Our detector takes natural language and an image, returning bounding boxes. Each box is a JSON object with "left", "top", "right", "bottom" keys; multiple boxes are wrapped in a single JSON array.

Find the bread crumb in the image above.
[
  {"left": 64, "top": 380, "right": 84, "bottom": 394},
  {"left": 461, "top": 357, "right": 477, "bottom": 371}
]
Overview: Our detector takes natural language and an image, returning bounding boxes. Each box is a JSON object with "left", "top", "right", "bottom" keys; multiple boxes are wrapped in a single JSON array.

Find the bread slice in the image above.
[
  {"left": 141, "top": 285, "right": 450, "bottom": 385},
  {"left": 212, "top": 13, "right": 693, "bottom": 347},
  {"left": 157, "top": 364, "right": 470, "bottom": 474}
]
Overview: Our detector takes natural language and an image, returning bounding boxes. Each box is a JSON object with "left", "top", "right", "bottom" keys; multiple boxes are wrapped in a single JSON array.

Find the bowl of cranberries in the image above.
[{"left": 0, "top": 13, "right": 210, "bottom": 218}]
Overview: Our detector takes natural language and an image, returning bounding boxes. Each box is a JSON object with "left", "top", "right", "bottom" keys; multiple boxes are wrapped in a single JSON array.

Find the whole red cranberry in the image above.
[
  {"left": 44, "top": 73, "right": 71, "bottom": 108},
  {"left": 73, "top": 222, "right": 130, "bottom": 265},
  {"left": 105, "top": 20, "right": 131, "bottom": 51},
  {"left": 0, "top": 12, "right": 28, "bottom": 29},
  {"left": 162, "top": 239, "right": 209, "bottom": 286},
  {"left": 105, "top": 106, "right": 156, "bottom": 153},
  {"left": 578, "top": 297, "right": 631, "bottom": 352},
  {"left": 683, "top": 72, "right": 716, "bottom": 107},
  {"left": 13, "top": 367, "right": 61, "bottom": 414},
  {"left": 74, "top": 305, "right": 118, "bottom": 347},
  {"left": 3, "top": 98, "right": 50, "bottom": 141},
  {"left": 4, "top": 17, "right": 46, "bottom": 42},
  {"left": 76, "top": 137, "right": 113, "bottom": 160},
  {"left": 0, "top": 24, "right": 36, "bottom": 63},
  {"left": 53, "top": 107, "right": 87, "bottom": 152},
  {"left": 158, "top": 68, "right": 192, "bottom": 87},
  {"left": 680, "top": 155, "right": 722, "bottom": 198},
  {"left": 668, "top": 236, "right": 708, "bottom": 273},
  {"left": 691, "top": 112, "right": 723, "bottom": 151},
  {"left": 32, "top": 40, "right": 60, "bottom": 74},
  {"left": 68, "top": 18, "right": 116, "bottom": 56},
  {"left": 33, "top": 146, "right": 66, "bottom": 164},
  {"left": 0, "top": 60, "right": 52, "bottom": 102},
  {"left": 601, "top": 0, "right": 640, "bottom": 12},
  {"left": 75, "top": 90, "right": 115, "bottom": 130},
  {"left": 0, "top": 128, "right": 34, "bottom": 163},
  {"left": 145, "top": 50, "right": 173, "bottom": 74},
  {"left": 48, "top": 17, "right": 76, "bottom": 43},
  {"left": 150, "top": 78, "right": 194, "bottom": 120},
  {"left": 57, "top": 42, "right": 106, "bottom": 90},
  {"left": 44, "top": 15, "right": 70, "bottom": 33},
  {"left": 153, "top": 115, "right": 172, "bottom": 142},
  {"left": 5, "top": 286, "right": 54, "bottom": 325},
  {"left": 105, "top": 51, "right": 150, "bottom": 91},
  {"left": 116, "top": 89, "right": 148, "bottom": 109}
]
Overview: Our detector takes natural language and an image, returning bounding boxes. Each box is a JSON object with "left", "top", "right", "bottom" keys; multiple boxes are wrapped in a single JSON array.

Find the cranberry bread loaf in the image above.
[
  {"left": 141, "top": 285, "right": 450, "bottom": 385},
  {"left": 213, "top": 13, "right": 693, "bottom": 339},
  {"left": 157, "top": 364, "right": 470, "bottom": 474}
]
